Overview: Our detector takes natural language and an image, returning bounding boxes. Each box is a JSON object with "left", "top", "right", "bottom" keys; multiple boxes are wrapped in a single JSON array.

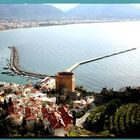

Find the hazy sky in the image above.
[
  {"left": 48, "top": 4, "right": 140, "bottom": 12},
  {"left": 49, "top": 4, "right": 79, "bottom": 11}
]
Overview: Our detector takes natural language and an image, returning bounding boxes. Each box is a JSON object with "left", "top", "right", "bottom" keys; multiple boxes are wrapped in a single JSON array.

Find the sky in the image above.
[
  {"left": 48, "top": 4, "right": 140, "bottom": 12},
  {"left": 48, "top": 4, "right": 79, "bottom": 11}
]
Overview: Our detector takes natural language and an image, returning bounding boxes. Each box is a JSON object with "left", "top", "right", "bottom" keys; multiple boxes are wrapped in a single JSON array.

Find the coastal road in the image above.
[
  {"left": 76, "top": 107, "right": 95, "bottom": 128},
  {"left": 76, "top": 112, "right": 90, "bottom": 128}
]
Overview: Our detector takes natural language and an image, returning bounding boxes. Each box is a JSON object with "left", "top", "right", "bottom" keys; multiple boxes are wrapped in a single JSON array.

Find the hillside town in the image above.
[
  {"left": 0, "top": 76, "right": 95, "bottom": 137},
  {"left": 0, "top": 4, "right": 140, "bottom": 137},
  {"left": 0, "top": 44, "right": 138, "bottom": 137}
]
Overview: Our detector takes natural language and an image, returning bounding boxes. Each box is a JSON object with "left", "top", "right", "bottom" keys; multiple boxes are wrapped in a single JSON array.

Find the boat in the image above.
[
  {"left": 6, "top": 58, "right": 9, "bottom": 62},
  {"left": 1, "top": 71, "right": 11, "bottom": 74},
  {"left": 3, "top": 67, "right": 9, "bottom": 70}
]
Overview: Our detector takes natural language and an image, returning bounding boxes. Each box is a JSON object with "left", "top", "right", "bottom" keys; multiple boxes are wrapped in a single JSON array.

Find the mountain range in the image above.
[
  {"left": 67, "top": 4, "right": 140, "bottom": 18},
  {"left": 0, "top": 4, "right": 64, "bottom": 20},
  {"left": 0, "top": 4, "right": 140, "bottom": 20}
]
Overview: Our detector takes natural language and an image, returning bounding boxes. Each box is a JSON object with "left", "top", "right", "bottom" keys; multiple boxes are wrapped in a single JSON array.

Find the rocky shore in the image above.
[{"left": 9, "top": 46, "right": 52, "bottom": 79}]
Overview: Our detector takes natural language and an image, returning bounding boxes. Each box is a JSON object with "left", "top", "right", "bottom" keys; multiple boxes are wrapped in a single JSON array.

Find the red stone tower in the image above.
[{"left": 55, "top": 72, "right": 75, "bottom": 92}]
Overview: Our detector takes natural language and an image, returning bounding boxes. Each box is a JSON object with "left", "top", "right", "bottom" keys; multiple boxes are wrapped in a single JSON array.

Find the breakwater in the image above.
[
  {"left": 9, "top": 46, "right": 51, "bottom": 79},
  {"left": 66, "top": 48, "right": 136, "bottom": 72}
]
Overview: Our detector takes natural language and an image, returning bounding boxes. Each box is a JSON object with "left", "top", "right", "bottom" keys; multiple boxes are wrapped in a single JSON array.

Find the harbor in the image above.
[
  {"left": 2, "top": 46, "right": 137, "bottom": 84},
  {"left": 7, "top": 46, "right": 53, "bottom": 79},
  {"left": 65, "top": 48, "right": 136, "bottom": 72},
  {"left": 0, "top": 21, "right": 140, "bottom": 92}
]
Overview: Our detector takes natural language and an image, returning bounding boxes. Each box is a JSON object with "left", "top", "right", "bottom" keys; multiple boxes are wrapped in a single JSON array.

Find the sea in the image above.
[{"left": 0, "top": 21, "right": 140, "bottom": 92}]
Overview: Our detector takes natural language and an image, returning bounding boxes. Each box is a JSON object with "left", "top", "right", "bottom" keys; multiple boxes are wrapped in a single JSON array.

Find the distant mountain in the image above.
[
  {"left": 1, "top": 4, "right": 140, "bottom": 21},
  {"left": 0, "top": 4, "right": 64, "bottom": 20},
  {"left": 67, "top": 4, "right": 140, "bottom": 19}
]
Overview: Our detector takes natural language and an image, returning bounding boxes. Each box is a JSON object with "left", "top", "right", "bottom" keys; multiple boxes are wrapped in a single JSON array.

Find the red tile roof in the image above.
[
  {"left": 58, "top": 107, "right": 73, "bottom": 127},
  {"left": 58, "top": 106, "right": 68, "bottom": 114},
  {"left": 54, "top": 111, "right": 61, "bottom": 118},
  {"left": 26, "top": 115, "right": 37, "bottom": 120},
  {"left": 8, "top": 106, "right": 15, "bottom": 114},
  {"left": 25, "top": 107, "right": 31, "bottom": 117},
  {"left": 48, "top": 111, "right": 65, "bottom": 129}
]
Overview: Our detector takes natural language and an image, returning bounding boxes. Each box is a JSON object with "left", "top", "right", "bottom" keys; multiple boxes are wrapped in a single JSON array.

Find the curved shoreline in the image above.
[
  {"left": 9, "top": 46, "right": 53, "bottom": 79},
  {"left": 1, "top": 19, "right": 140, "bottom": 32}
]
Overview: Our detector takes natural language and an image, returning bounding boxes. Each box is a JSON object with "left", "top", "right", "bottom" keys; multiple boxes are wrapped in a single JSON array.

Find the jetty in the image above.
[
  {"left": 66, "top": 48, "right": 136, "bottom": 72},
  {"left": 7, "top": 46, "right": 136, "bottom": 80},
  {"left": 9, "top": 46, "right": 53, "bottom": 79}
]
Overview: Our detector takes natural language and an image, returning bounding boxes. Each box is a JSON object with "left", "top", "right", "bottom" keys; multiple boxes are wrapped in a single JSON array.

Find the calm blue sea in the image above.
[{"left": 0, "top": 21, "right": 140, "bottom": 92}]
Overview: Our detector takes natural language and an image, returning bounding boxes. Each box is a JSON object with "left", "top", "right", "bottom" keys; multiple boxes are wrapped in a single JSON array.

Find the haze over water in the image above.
[{"left": 0, "top": 21, "right": 140, "bottom": 92}]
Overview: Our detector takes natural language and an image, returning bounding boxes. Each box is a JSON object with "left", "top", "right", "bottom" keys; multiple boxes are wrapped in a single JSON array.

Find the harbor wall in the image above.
[{"left": 9, "top": 46, "right": 52, "bottom": 79}]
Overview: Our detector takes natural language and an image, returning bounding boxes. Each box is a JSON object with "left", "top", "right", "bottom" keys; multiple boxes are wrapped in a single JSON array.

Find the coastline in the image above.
[
  {"left": 9, "top": 46, "right": 53, "bottom": 79},
  {"left": 0, "top": 19, "right": 140, "bottom": 91},
  {"left": 0, "top": 19, "right": 140, "bottom": 32}
]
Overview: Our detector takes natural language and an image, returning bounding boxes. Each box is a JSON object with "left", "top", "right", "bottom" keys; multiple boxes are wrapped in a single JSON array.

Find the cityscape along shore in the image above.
[
  {"left": 0, "top": 43, "right": 140, "bottom": 137},
  {"left": 0, "top": 45, "right": 138, "bottom": 137},
  {"left": 0, "top": 3, "right": 140, "bottom": 138},
  {"left": 0, "top": 18, "right": 140, "bottom": 31}
]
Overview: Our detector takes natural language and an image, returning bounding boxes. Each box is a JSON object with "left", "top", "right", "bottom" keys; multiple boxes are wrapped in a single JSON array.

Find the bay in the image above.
[{"left": 0, "top": 21, "right": 140, "bottom": 92}]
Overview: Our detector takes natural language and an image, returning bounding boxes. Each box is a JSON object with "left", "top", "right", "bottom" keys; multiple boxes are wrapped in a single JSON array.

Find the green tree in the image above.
[
  {"left": 3, "top": 99, "right": 8, "bottom": 110},
  {"left": 8, "top": 97, "right": 13, "bottom": 106}
]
